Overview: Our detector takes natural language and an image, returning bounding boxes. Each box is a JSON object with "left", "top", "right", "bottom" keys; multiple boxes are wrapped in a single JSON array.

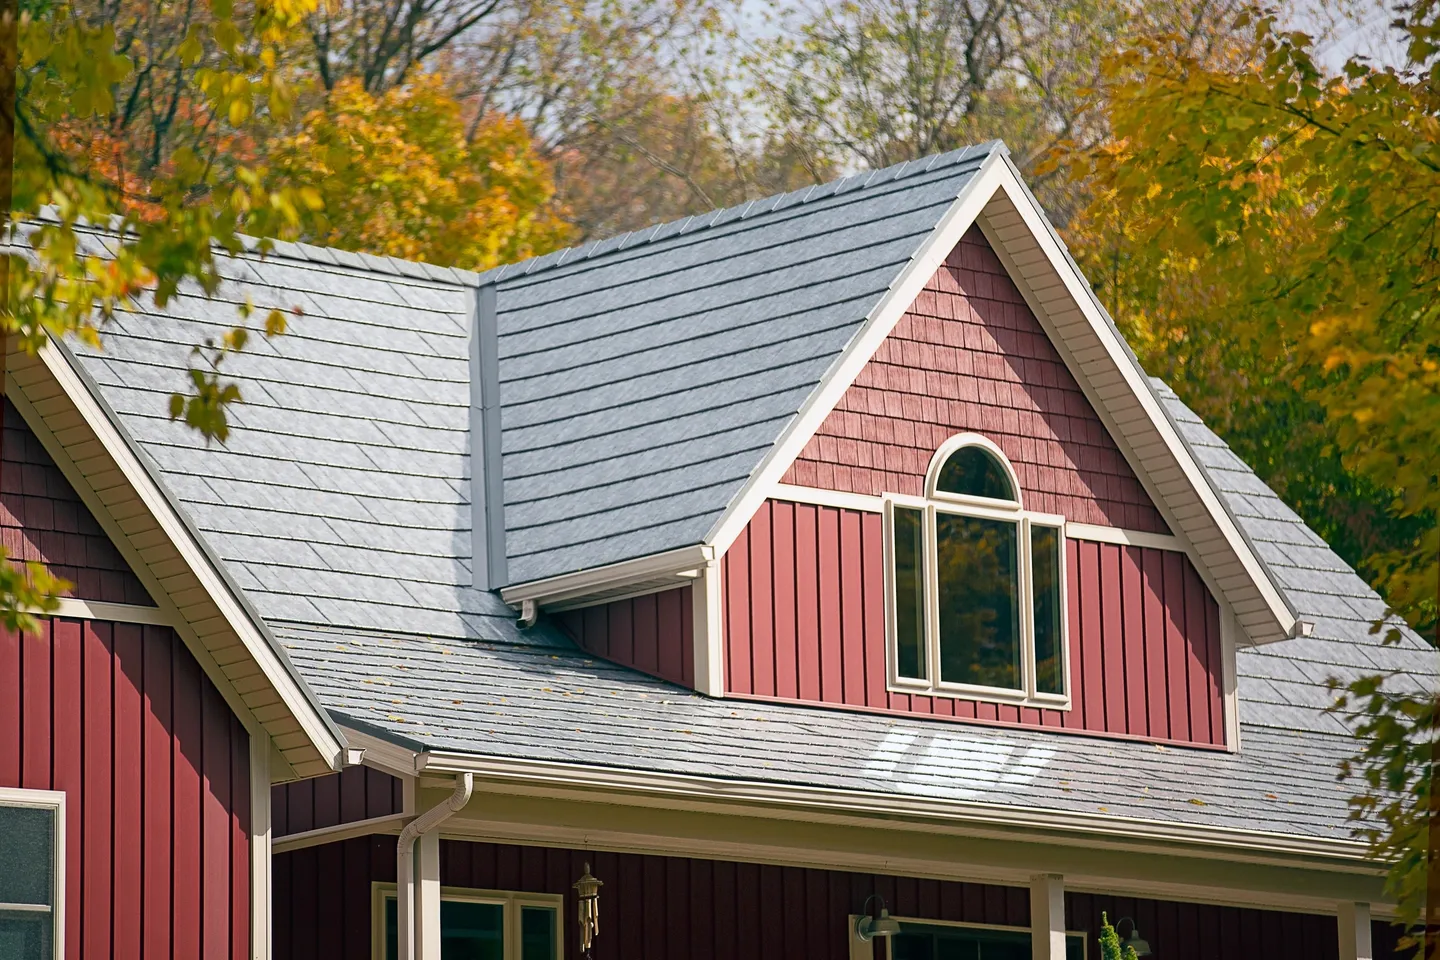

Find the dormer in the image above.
[{"left": 495, "top": 143, "right": 1300, "bottom": 753}]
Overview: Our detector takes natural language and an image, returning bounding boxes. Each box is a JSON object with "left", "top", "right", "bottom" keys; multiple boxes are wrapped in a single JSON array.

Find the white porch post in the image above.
[
  {"left": 417, "top": 831, "right": 444, "bottom": 960},
  {"left": 1337, "top": 902, "right": 1373, "bottom": 960},
  {"left": 249, "top": 733, "right": 272, "bottom": 960},
  {"left": 1030, "top": 874, "right": 1066, "bottom": 960}
]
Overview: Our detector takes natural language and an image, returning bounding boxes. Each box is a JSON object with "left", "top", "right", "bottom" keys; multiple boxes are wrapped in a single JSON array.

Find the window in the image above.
[
  {"left": 376, "top": 885, "right": 562, "bottom": 960},
  {"left": 0, "top": 789, "right": 64, "bottom": 960},
  {"left": 890, "top": 920, "right": 1087, "bottom": 959},
  {"left": 886, "top": 434, "right": 1069, "bottom": 705}
]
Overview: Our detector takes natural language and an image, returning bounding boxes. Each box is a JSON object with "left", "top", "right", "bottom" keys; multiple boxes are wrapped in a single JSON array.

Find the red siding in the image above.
[
  {"left": 275, "top": 835, "right": 1402, "bottom": 960},
  {"left": 783, "top": 226, "right": 1169, "bottom": 535},
  {"left": 558, "top": 586, "right": 695, "bottom": 688},
  {"left": 0, "top": 618, "right": 251, "bottom": 960},
  {"left": 272, "top": 766, "right": 405, "bottom": 838},
  {"left": 1, "top": 398, "right": 154, "bottom": 605},
  {"left": 724, "top": 500, "right": 1226, "bottom": 747}
]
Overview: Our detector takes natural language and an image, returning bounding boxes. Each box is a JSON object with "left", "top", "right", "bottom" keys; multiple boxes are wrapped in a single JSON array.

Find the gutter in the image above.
[
  {"left": 396, "top": 773, "right": 474, "bottom": 960},
  {"left": 416, "top": 751, "right": 1377, "bottom": 873}
]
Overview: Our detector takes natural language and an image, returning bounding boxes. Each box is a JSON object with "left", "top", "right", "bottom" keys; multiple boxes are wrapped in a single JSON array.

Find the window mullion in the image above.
[
  {"left": 1019, "top": 515, "right": 1036, "bottom": 700},
  {"left": 925, "top": 503, "right": 940, "bottom": 692}
]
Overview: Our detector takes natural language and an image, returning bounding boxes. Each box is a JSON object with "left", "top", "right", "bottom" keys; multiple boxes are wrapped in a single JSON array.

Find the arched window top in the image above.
[{"left": 925, "top": 434, "right": 1021, "bottom": 507}]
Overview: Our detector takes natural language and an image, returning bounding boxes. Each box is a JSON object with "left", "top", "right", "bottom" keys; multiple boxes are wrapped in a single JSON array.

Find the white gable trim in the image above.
[
  {"left": 704, "top": 156, "right": 1299, "bottom": 646},
  {"left": 10, "top": 337, "right": 345, "bottom": 775}
]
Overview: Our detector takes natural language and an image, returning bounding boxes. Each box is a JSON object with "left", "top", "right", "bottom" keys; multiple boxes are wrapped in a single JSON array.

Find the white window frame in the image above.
[
  {"left": 0, "top": 787, "right": 66, "bottom": 960},
  {"left": 371, "top": 882, "right": 564, "bottom": 960},
  {"left": 885, "top": 433, "right": 1071, "bottom": 709},
  {"left": 848, "top": 914, "right": 1089, "bottom": 960}
]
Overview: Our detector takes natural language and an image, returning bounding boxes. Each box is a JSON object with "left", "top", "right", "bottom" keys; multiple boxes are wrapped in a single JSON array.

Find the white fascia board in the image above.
[
  {"left": 981, "top": 159, "right": 1297, "bottom": 641},
  {"left": 499, "top": 543, "right": 714, "bottom": 608},
  {"left": 416, "top": 750, "right": 1375, "bottom": 870},
  {"left": 703, "top": 150, "right": 1010, "bottom": 556},
  {"left": 34, "top": 337, "right": 345, "bottom": 771}
]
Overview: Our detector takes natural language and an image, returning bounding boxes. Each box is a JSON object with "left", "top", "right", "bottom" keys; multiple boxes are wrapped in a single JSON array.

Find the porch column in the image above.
[
  {"left": 1030, "top": 874, "right": 1066, "bottom": 960},
  {"left": 1337, "top": 902, "right": 1373, "bottom": 960},
  {"left": 416, "top": 831, "right": 443, "bottom": 960}
]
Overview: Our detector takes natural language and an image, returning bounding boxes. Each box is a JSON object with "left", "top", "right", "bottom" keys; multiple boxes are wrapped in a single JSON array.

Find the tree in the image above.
[
  {"left": 738, "top": 0, "right": 1261, "bottom": 221},
  {"left": 265, "top": 72, "right": 572, "bottom": 268},
  {"left": 1059, "top": 5, "right": 1440, "bottom": 945}
]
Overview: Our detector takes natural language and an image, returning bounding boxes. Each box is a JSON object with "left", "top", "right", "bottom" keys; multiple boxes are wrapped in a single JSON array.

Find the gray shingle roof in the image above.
[
  {"left": 272, "top": 389, "right": 1435, "bottom": 839},
  {"left": 68, "top": 249, "right": 540, "bottom": 645},
  {"left": 57, "top": 143, "right": 1437, "bottom": 843},
  {"left": 487, "top": 143, "right": 1001, "bottom": 582}
]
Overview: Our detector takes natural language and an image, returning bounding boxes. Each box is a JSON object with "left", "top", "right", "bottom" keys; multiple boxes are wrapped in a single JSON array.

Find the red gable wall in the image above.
[
  {"left": 783, "top": 226, "right": 1169, "bottom": 534},
  {"left": 0, "top": 402, "right": 250, "bottom": 960},
  {"left": 724, "top": 227, "right": 1225, "bottom": 748},
  {"left": 557, "top": 586, "right": 695, "bottom": 688},
  {"left": 2, "top": 399, "right": 154, "bottom": 605}
]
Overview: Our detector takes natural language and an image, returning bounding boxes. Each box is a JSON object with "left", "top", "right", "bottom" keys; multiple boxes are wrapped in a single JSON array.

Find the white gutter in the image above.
[
  {"left": 396, "top": 773, "right": 474, "bottom": 960},
  {"left": 417, "top": 752, "right": 1375, "bottom": 871}
]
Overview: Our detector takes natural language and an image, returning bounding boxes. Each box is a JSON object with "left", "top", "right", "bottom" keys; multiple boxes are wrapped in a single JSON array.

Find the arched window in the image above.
[{"left": 887, "top": 434, "right": 1068, "bottom": 703}]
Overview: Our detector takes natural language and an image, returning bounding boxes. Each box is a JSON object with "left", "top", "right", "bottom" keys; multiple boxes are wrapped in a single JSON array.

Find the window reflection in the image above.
[{"left": 935, "top": 513, "right": 1020, "bottom": 689}]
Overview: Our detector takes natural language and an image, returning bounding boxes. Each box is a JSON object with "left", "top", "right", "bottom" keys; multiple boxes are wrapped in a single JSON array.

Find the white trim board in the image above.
[{"left": 45, "top": 597, "right": 173, "bottom": 625}]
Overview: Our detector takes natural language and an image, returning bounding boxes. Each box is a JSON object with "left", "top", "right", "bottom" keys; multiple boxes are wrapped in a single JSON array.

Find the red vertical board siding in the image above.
[
  {"left": 839, "top": 509, "right": 866, "bottom": 706},
  {"left": 276, "top": 835, "right": 1403, "bottom": 960},
  {"left": 725, "top": 500, "right": 1226, "bottom": 748},
  {"left": 795, "top": 504, "right": 822, "bottom": 701},
  {"left": 750, "top": 503, "right": 776, "bottom": 697},
  {"left": 771, "top": 501, "right": 799, "bottom": 699},
  {"left": 113, "top": 624, "right": 144, "bottom": 960},
  {"left": 782, "top": 228, "right": 1169, "bottom": 535},
  {"left": 0, "top": 618, "right": 250, "bottom": 960},
  {"left": 0, "top": 628, "right": 18, "bottom": 787},
  {"left": 556, "top": 585, "right": 696, "bottom": 689},
  {"left": 273, "top": 766, "right": 407, "bottom": 838}
]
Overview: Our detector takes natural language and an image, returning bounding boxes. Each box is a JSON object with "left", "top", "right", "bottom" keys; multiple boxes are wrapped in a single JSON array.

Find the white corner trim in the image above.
[
  {"left": 1064, "top": 523, "right": 1184, "bottom": 552},
  {"left": 691, "top": 558, "right": 725, "bottom": 696},
  {"left": 703, "top": 151, "right": 1010, "bottom": 557},
  {"left": 983, "top": 164, "right": 1296, "bottom": 640},
  {"left": 250, "top": 734, "right": 272, "bottom": 960},
  {"left": 32, "top": 339, "right": 344, "bottom": 770},
  {"left": 770, "top": 484, "right": 885, "bottom": 513},
  {"left": 499, "top": 543, "right": 715, "bottom": 608},
  {"left": 45, "top": 597, "right": 174, "bottom": 625}
]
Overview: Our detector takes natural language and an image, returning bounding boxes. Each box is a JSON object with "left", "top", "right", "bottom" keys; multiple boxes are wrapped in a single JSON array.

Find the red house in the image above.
[{"left": 2, "top": 141, "right": 1433, "bottom": 960}]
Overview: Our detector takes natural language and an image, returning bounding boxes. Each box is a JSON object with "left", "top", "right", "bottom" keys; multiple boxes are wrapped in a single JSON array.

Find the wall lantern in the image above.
[
  {"left": 1114, "top": 917, "right": 1152, "bottom": 957},
  {"left": 855, "top": 895, "right": 902, "bottom": 941},
  {"left": 574, "top": 862, "right": 603, "bottom": 956}
]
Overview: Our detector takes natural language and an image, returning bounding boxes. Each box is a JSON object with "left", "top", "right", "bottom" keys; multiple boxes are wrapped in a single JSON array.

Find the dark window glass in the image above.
[
  {"left": 440, "top": 900, "right": 505, "bottom": 960},
  {"left": 935, "top": 513, "right": 1020, "bottom": 689},
  {"left": 893, "top": 506, "right": 927, "bottom": 680},
  {"left": 0, "top": 805, "right": 54, "bottom": 907},
  {"left": 385, "top": 897, "right": 506, "bottom": 960},
  {"left": 520, "top": 906, "right": 557, "bottom": 960},
  {"left": 0, "top": 914, "right": 52, "bottom": 960},
  {"left": 935, "top": 446, "right": 1015, "bottom": 501},
  {"left": 1031, "top": 524, "right": 1065, "bottom": 695},
  {"left": 893, "top": 923, "right": 1086, "bottom": 960}
]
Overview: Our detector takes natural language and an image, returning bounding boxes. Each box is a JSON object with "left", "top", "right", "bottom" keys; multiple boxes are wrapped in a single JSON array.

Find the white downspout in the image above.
[{"left": 396, "top": 773, "right": 474, "bottom": 960}]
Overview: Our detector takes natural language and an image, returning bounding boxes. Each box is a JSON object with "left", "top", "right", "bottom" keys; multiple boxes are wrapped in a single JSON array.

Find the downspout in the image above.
[{"left": 396, "top": 773, "right": 474, "bottom": 960}]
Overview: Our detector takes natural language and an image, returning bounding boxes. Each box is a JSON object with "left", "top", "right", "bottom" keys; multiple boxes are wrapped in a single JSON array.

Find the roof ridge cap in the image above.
[{"left": 472, "top": 140, "right": 1007, "bottom": 287}]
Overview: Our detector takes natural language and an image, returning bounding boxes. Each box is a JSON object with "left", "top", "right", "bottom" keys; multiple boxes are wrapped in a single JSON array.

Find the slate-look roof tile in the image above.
[{"left": 60, "top": 141, "right": 1437, "bottom": 843}]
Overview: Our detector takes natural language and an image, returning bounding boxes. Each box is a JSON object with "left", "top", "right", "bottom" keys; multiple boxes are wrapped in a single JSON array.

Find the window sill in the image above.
[{"left": 887, "top": 680, "right": 1072, "bottom": 712}]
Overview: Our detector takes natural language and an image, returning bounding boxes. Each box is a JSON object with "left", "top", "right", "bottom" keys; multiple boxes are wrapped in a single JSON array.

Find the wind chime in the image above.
[{"left": 573, "top": 862, "right": 604, "bottom": 959}]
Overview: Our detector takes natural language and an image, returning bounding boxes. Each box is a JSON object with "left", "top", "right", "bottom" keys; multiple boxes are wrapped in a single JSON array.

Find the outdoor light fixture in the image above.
[
  {"left": 854, "top": 895, "right": 902, "bottom": 942},
  {"left": 574, "top": 862, "right": 603, "bottom": 956},
  {"left": 1114, "top": 917, "right": 1152, "bottom": 957}
]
